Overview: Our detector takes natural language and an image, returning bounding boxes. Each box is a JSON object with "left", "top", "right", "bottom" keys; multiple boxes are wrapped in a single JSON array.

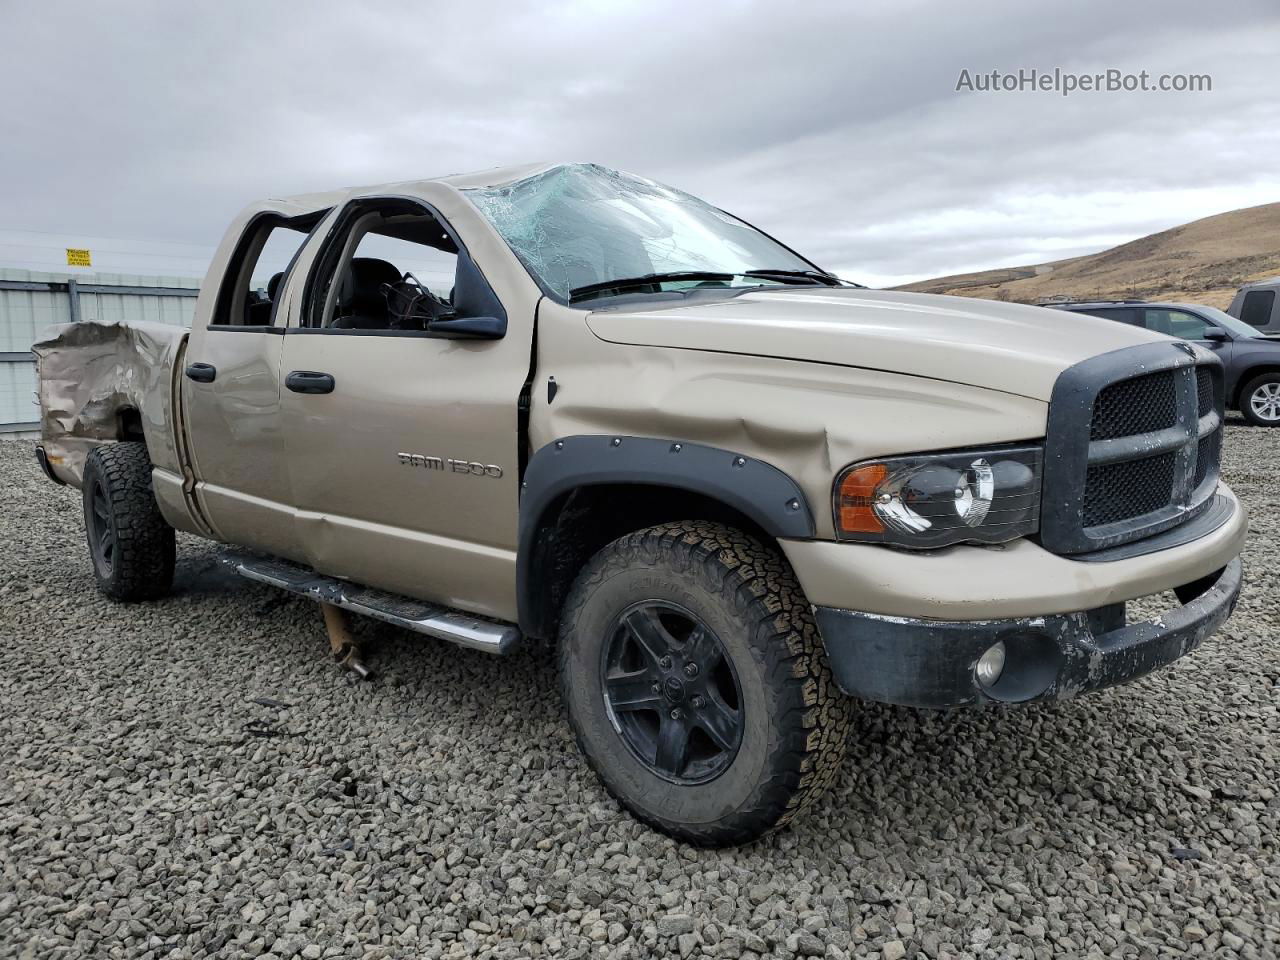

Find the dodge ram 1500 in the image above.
[{"left": 33, "top": 162, "right": 1246, "bottom": 845}]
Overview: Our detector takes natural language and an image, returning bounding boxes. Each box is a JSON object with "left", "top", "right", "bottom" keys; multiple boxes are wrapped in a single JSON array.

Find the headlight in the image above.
[{"left": 833, "top": 445, "right": 1042, "bottom": 548}]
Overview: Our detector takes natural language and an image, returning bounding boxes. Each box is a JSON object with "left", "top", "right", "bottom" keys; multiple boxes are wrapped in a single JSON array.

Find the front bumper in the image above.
[
  {"left": 814, "top": 557, "right": 1242, "bottom": 708},
  {"left": 782, "top": 485, "right": 1246, "bottom": 621}
]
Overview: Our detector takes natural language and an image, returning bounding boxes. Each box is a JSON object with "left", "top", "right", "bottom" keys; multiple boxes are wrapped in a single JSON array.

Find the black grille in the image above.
[
  {"left": 1196, "top": 368, "right": 1214, "bottom": 417},
  {"left": 1082, "top": 369, "right": 1182, "bottom": 530},
  {"left": 1193, "top": 366, "right": 1222, "bottom": 492},
  {"left": 1090, "top": 370, "right": 1178, "bottom": 441},
  {"left": 1042, "top": 346, "right": 1225, "bottom": 555},
  {"left": 1194, "top": 432, "right": 1219, "bottom": 489},
  {"left": 1082, "top": 451, "right": 1177, "bottom": 527}
]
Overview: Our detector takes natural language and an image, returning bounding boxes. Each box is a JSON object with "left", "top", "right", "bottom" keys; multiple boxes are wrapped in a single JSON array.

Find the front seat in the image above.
[
  {"left": 332, "top": 258, "right": 402, "bottom": 329},
  {"left": 247, "top": 271, "right": 287, "bottom": 326}
]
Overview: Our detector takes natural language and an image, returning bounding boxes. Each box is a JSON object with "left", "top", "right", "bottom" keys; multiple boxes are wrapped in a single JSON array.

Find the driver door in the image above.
[{"left": 277, "top": 196, "right": 531, "bottom": 620}]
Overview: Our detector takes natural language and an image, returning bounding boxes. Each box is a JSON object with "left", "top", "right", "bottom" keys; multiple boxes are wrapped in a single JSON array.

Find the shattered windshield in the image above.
[{"left": 463, "top": 163, "right": 822, "bottom": 302}]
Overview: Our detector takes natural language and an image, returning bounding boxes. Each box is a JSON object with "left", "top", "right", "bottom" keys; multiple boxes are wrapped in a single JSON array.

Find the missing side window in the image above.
[
  {"left": 211, "top": 211, "right": 325, "bottom": 327},
  {"left": 304, "top": 198, "right": 505, "bottom": 336}
]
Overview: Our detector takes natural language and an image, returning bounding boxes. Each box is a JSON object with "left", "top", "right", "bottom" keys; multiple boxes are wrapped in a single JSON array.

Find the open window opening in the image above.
[
  {"left": 305, "top": 198, "right": 505, "bottom": 337},
  {"left": 211, "top": 211, "right": 325, "bottom": 327}
]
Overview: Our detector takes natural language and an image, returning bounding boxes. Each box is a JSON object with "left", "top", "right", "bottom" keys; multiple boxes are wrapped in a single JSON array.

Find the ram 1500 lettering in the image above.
[{"left": 34, "top": 163, "right": 1246, "bottom": 845}]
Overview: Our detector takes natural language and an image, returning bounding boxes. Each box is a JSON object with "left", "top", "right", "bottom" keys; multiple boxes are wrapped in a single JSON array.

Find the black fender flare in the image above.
[{"left": 517, "top": 435, "right": 815, "bottom": 636}]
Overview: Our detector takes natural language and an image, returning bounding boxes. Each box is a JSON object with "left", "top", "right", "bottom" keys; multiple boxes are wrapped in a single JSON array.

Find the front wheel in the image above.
[
  {"left": 82, "top": 442, "right": 175, "bottom": 601},
  {"left": 1239, "top": 373, "right": 1280, "bottom": 427},
  {"left": 558, "top": 521, "right": 850, "bottom": 846}
]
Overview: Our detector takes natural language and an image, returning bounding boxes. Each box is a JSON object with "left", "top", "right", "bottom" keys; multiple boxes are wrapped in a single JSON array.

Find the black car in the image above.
[{"left": 1050, "top": 300, "right": 1280, "bottom": 426}]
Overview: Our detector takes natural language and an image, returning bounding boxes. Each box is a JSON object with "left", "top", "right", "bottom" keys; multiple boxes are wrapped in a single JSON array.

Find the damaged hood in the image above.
[{"left": 586, "top": 287, "right": 1167, "bottom": 401}]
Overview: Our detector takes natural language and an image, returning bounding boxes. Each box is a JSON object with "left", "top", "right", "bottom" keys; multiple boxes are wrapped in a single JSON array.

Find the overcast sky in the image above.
[{"left": 2, "top": 0, "right": 1278, "bottom": 287}]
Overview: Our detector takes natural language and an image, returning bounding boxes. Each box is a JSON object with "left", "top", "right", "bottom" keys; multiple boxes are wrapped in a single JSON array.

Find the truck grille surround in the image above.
[{"left": 1040, "top": 342, "right": 1224, "bottom": 556}]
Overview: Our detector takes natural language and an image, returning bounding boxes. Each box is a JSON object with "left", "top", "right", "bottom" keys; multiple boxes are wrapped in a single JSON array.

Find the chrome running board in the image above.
[{"left": 221, "top": 552, "right": 520, "bottom": 655}]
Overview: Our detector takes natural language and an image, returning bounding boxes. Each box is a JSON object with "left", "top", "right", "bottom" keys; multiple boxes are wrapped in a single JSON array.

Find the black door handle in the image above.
[
  {"left": 185, "top": 362, "right": 216, "bottom": 383},
  {"left": 286, "top": 370, "right": 336, "bottom": 394}
]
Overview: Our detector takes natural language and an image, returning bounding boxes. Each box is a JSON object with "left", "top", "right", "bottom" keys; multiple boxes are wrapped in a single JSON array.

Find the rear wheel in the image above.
[
  {"left": 1239, "top": 373, "right": 1280, "bottom": 427},
  {"left": 558, "top": 521, "right": 850, "bottom": 846},
  {"left": 82, "top": 442, "right": 175, "bottom": 601}
]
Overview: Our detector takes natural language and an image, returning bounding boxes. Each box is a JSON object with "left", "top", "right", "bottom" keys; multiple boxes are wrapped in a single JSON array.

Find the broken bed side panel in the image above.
[{"left": 32, "top": 320, "right": 189, "bottom": 497}]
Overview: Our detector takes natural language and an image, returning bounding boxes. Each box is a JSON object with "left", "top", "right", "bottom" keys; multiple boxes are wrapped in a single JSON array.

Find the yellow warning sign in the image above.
[{"left": 66, "top": 248, "right": 92, "bottom": 267}]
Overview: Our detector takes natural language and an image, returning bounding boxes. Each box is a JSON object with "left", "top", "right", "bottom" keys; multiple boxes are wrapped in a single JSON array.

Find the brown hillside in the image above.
[{"left": 894, "top": 201, "right": 1280, "bottom": 309}]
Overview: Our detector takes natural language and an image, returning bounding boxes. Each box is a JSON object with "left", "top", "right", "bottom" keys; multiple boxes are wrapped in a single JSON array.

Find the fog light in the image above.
[{"left": 976, "top": 641, "right": 1007, "bottom": 688}]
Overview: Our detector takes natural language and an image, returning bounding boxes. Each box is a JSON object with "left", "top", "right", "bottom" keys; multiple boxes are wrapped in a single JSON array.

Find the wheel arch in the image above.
[
  {"left": 517, "top": 436, "right": 815, "bottom": 639},
  {"left": 1233, "top": 364, "right": 1280, "bottom": 408},
  {"left": 118, "top": 407, "right": 146, "bottom": 443}
]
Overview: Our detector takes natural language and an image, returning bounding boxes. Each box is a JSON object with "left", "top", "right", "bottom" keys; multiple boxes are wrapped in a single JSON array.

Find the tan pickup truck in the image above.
[{"left": 33, "top": 162, "right": 1246, "bottom": 845}]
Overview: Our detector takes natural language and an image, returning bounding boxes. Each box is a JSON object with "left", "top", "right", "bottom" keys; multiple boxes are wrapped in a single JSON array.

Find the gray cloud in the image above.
[{"left": 2, "top": 0, "right": 1277, "bottom": 285}]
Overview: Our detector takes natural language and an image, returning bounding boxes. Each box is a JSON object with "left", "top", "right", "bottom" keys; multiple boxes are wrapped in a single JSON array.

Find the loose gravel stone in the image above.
[
  {"left": 1, "top": 425, "right": 1279, "bottom": 959},
  {"left": 658, "top": 914, "right": 696, "bottom": 937},
  {"left": 794, "top": 931, "right": 825, "bottom": 956}
]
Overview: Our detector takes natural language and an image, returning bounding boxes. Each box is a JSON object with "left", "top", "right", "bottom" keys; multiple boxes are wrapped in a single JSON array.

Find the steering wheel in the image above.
[
  {"left": 404, "top": 272, "right": 450, "bottom": 310},
  {"left": 382, "top": 272, "right": 451, "bottom": 330}
]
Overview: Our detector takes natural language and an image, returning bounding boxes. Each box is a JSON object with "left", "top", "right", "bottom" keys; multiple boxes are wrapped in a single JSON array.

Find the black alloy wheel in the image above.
[
  {"left": 558, "top": 521, "right": 851, "bottom": 845},
  {"left": 87, "top": 474, "right": 116, "bottom": 578},
  {"left": 601, "top": 601, "right": 744, "bottom": 784}
]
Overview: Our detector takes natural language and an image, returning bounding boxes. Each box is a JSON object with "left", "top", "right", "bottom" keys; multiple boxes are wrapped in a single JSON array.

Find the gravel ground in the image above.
[{"left": 1, "top": 428, "right": 1277, "bottom": 960}]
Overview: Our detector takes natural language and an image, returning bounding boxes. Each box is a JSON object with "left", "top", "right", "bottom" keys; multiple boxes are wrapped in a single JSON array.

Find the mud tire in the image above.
[
  {"left": 82, "top": 442, "right": 175, "bottom": 602},
  {"left": 558, "top": 521, "right": 850, "bottom": 846}
]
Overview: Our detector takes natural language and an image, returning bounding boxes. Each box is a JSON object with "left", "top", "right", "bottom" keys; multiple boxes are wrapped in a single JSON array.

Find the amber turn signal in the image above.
[{"left": 836, "top": 463, "right": 887, "bottom": 534}]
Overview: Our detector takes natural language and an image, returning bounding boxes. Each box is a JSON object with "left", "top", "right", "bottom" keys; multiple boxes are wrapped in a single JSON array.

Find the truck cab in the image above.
[{"left": 168, "top": 182, "right": 538, "bottom": 619}]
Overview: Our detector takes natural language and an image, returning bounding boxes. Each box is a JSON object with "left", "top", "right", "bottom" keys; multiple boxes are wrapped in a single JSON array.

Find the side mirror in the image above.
[
  {"left": 431, "top": 250, "right": 507, "bottom": 340},
  {"left": 426, "top": 315, "right": 506, "bottom": 339},
  {"left": 1201, "top": 327, "right": 1229, "bottom": 342}
]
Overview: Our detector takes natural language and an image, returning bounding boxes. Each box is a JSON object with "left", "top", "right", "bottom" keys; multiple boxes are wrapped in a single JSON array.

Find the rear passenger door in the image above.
[
  {"left": 182, "top": 209, "right": 326, "bottom": 560},
  {"left": 276, "top": 196, "right": 532, "bottom": 620}
]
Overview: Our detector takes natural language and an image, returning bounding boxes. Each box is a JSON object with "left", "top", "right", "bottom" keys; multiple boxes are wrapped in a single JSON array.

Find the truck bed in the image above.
[{"left": 32, "top": 320, "right": 188, "bottom": 487}]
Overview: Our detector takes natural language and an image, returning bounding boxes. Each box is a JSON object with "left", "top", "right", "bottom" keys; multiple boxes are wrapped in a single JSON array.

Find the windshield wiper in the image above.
[
  {"left": 567, "top": 268, "right": 859, "bottom": 304},
  {"left": 568, "top": 271, "right": 736, "bottom": 303},
  {"left": 743, "top": 269, "right": 847, "bottom": 287}
]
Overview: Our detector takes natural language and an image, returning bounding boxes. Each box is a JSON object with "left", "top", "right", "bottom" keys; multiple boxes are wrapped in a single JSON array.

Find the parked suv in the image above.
[{"left": 1050, "top": 299, "right": 1280, "bottom": 426}]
